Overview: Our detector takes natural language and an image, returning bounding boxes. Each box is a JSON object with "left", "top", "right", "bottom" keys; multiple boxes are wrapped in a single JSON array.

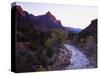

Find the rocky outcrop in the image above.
[
  {"left": 78, "top": 19, "right": 97, "bottom": 39},
  {"left": 12, "top": 6, "right": 63, "bottom": 32}
]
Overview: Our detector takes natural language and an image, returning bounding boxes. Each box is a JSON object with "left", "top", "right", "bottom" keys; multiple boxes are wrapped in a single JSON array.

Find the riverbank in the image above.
[{"left": 64, "top": 44, "right": 94, "bottom": 69}]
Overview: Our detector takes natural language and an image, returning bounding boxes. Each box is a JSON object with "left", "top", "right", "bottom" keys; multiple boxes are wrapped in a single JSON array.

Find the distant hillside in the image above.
[{"left": 64, "top": 27, "right": 81, "bottom": 33}]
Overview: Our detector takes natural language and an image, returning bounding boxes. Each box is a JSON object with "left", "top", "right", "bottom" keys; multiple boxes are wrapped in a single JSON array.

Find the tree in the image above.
[
  {"left": 50, "top": 29, "right": 68, "bottom": 45},
  {"left": 44, "top": 29, "right": 68, "bottom": 58}
]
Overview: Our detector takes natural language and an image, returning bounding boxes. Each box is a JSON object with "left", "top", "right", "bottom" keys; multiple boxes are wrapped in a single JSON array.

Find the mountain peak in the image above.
[
  {"left": 45, "top": 11, "right": 57, "bottom": 22},
  {"left": 46, "top": 11, "right": 52, "bottom": 15},
  {"left": 12, "top": 6, "right": 63, "bottom": 32},
  {"left": 14, "top": 5, "right": 25, "bottom": 16}
]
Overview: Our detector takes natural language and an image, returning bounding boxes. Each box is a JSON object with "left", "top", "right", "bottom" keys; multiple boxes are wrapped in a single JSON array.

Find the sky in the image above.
[{"left": 15, "top": 2, "right": 97, "bottom": 29}]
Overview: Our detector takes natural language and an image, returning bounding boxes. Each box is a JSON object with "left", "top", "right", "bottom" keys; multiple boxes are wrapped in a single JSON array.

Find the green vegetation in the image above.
[{"left": 16, "top": 26, "right": 69, "bottom": 72}]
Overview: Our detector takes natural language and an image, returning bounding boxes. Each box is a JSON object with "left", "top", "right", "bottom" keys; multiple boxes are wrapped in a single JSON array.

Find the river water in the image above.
[{"left": 64, "top": 44, "right": 94, "bottom": 69}]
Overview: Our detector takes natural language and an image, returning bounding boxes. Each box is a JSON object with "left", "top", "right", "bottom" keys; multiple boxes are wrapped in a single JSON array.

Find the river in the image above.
[{"left": 64, "top": 44, "right": 94, "bottom": 69}]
